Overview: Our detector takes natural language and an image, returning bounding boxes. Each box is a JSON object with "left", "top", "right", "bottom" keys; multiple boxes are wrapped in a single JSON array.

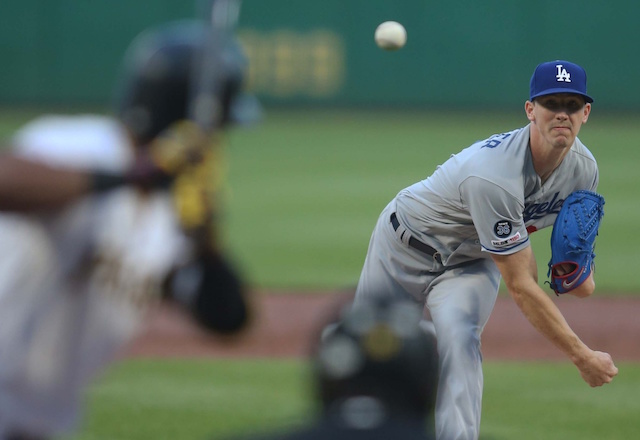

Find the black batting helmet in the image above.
[
  {"left": 313, "top": 297, "right": 439, "bottom": 419},
  {"left": 114, "top": 19, "right": 259, "bottom": 146}
]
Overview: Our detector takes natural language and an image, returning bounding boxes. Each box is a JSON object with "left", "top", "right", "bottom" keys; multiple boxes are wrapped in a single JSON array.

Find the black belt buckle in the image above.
[{"left": 390, "top": 212, "right": 439, "bottom": 259}]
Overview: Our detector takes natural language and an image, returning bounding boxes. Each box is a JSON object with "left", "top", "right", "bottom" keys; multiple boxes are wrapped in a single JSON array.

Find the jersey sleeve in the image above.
[
  {"left": 589, "top": 167, "right": 599, "bottom": 191},
  {"left": 460, "top": 176, "right": 530, "bottom": 255},
  {"left": 12, "top": 115, "right": 132, "bottom": 172}
]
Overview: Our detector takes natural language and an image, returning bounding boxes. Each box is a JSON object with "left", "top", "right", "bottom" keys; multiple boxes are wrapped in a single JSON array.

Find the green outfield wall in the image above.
[{"left": 1, "top": 0, "right": 639, "bottom": 110}]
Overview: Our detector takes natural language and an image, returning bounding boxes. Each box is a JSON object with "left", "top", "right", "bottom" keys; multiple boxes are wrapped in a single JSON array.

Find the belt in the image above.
[{"left": 390, "top": 213, "right": 439, "bottom": 258}]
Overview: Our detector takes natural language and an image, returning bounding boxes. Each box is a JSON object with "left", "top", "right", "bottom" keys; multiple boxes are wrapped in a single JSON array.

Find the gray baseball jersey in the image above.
[
  {"left": 395, "top": 123, "right": 598, "bottom": 266},
  {"left": 354, "top": 123, "right": 598, "bottom": 440},
  {"left": 0, "top": 115, "right": 191, "bottom": 437}
]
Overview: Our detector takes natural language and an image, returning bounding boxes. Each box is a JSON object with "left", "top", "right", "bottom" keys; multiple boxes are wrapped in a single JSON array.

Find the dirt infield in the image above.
[{"left": 124, "top": 291, "right": 640, "bottom": 361}]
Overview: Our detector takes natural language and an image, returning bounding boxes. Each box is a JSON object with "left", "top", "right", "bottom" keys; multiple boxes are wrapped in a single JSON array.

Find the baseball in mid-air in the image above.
[{"left": 374, "top": 21, "right": 407, "bottom": 51}]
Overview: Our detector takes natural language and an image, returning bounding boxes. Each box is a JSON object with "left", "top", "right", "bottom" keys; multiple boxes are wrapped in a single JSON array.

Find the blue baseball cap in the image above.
[{"left": 529, "top": 60, "right": 593, "bottom": 103}]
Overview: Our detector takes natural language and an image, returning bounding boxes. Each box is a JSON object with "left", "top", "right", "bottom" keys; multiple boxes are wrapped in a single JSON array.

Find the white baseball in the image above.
[{"left": 374, "top": 21, "right": 407, "bottom": 51}]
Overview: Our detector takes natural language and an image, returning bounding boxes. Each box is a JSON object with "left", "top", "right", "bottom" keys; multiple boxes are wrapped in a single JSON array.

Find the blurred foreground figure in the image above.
[
  {"left": 0, "top": 18, "right": 258, "bottom": 440},
  {"left": 230, "top": 297, "right": 439, "bottom": 440}
]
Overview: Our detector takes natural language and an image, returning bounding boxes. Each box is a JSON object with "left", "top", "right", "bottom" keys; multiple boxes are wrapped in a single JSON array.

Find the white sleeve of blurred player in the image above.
[
  {"left": 0, "top": 114, "right": 192, "bottom": 437},
  {"left": 11, "top": 113, "right": 133, "bottom": 172}
]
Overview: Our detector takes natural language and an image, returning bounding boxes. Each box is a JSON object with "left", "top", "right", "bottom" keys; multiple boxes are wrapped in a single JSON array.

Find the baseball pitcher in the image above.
[{"left": 354, "top": 60, "right": 617, "bottom": 440}]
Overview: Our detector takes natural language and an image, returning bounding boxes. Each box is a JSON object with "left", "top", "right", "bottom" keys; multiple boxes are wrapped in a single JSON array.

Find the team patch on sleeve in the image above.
[
  {"left": 491, "top": 220, "right": 522, "bottom": 247},
  {"left": 494, "top": 220, "right": 512, "bottom": 237}
]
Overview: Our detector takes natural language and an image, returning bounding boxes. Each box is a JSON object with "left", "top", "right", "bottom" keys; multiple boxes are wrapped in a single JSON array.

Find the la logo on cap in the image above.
[
  {"left": 529, "top": 60, "right": 593, "bottom": 103},
  {"left": 556, "top": 64, "right": 571, "bottom": 83}
]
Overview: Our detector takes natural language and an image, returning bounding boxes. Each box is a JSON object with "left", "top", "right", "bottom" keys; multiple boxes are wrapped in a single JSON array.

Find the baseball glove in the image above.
[
  {"left": 167, "top": 252, "right": 249, "bottom": 334},
  {"left": 547, "top": 190, "right": 605, "bottom": 295}
]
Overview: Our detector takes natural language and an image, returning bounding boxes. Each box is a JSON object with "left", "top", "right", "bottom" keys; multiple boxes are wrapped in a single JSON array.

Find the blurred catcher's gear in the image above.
[
  {"left": 114, "top": 19, "right": 260, "bottom": 147},
  {"left": 315, "top": 297, "right": 439, "bottom": 418}
]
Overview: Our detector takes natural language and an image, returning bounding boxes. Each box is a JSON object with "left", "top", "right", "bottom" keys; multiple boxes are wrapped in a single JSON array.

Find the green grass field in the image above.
[
  {"left": 1, "top": 108, "right": 638, "bottom": 440},
  {"left": 68, "top": 358, "right": 640, "bottom": 440}
]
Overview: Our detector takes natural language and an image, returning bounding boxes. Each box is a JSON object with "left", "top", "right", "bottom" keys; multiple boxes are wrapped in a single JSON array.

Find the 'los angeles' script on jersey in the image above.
[{"left": 523, "top": 191, "right": 564, "bottom": 222}]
